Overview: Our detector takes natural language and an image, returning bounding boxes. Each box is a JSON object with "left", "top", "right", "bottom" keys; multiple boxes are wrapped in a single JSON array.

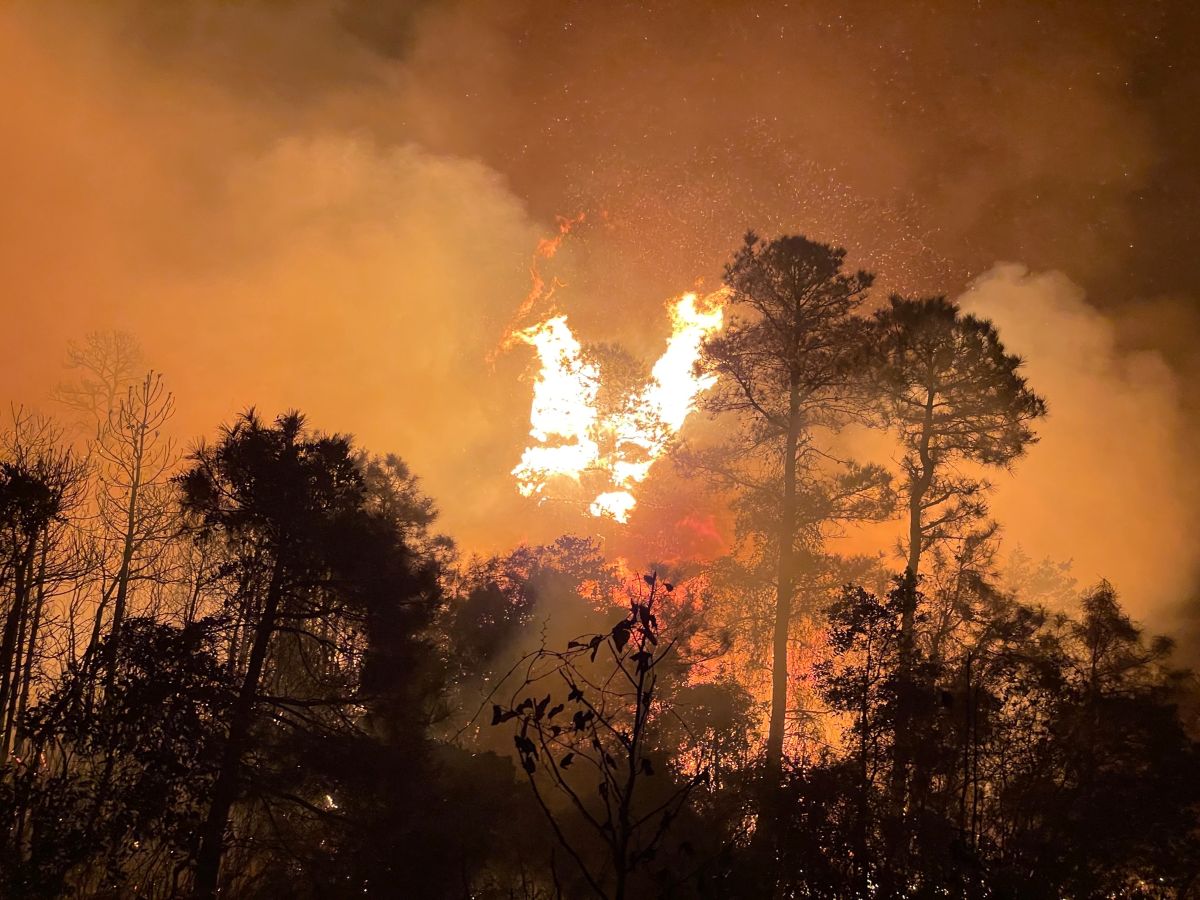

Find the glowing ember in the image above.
[{"left": 512, "top": 291, "right": 726, "bottom": 522}]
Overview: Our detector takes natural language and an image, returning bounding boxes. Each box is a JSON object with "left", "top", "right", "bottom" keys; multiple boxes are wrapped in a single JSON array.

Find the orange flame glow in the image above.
[
  {"left": 512, "top": 290, "right": 726, "bottom": 522},
  {"left": 492, "top": 213, "right": 587, "bottom": 362}
]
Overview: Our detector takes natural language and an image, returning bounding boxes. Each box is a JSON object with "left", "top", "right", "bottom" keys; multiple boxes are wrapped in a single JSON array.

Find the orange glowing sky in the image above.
[{"left": 1, "top": 0, "right": 1198, "bottom": 636}]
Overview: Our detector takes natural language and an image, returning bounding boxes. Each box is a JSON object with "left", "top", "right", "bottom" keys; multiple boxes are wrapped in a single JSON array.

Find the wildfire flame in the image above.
[
  {"left": 491, "top": 213, "right": 587, "bottom": 363},
  {"left": 512, "top": 291, "right": 726, "bottom": 522}
]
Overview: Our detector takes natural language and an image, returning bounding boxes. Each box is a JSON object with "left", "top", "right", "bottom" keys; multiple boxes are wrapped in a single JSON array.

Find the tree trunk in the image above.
[
  {"left": 766, "top": 385, "right": 801, "bottom": 773},
  {"left": 889, "top": 387, "right": 936, "bottom": 851},
  {"left": 193, "top": 554, "right": 285, "bottom": 898},
  {"left": 0, "top": 538, "right": 36, "bottom": 759},
  {"left": 13, "top": 536, "right": 49, "bottom": 758},
  {"left": 104, "top": 426, "right": 144, "bottom": 693},
  {"left": 856, "top": 642, "right": 873, "bottom": 894},
  {"left": 889, "top": 485, "right": 924, "bottom": 800},
  {"left": 898, "top": 386, "right": 936, "bottom": 657}
]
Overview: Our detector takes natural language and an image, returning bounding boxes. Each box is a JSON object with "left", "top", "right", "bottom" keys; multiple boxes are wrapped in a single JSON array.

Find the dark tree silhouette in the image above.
[
  {"left": 697, "top": 232, "right": 878, "bottom": 776},
  {"left": 4, "top": 616, "right": 235, "bottom": 897},
  {"left": 179, "top": 411, "right": 442, "bottom": 897},
  {"left": 0, "top": 412, "right": 88, "bottom": 765},
  {"left": 492, "top": 574, "right": 709, "bottom": 899},
  {"left": 867, "top": 295, "right": 1046, "bottom": 809},
  {"left": 87, "top": 372, "right": 178, "bottom": 693}
]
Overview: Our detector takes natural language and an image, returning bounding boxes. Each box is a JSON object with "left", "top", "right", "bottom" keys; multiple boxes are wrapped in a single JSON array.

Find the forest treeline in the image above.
[{"left": 1, "top": 234, "right": 1198, "bottom": 898}]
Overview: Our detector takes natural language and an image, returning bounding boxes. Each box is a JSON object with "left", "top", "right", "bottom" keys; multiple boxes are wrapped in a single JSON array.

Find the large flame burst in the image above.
[{"left": 512, "top": 291, "right": 726, "bottom": 522}]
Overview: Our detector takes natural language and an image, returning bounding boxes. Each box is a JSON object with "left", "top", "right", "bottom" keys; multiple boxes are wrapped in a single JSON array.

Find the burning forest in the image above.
[{"left": 1, "top": 1, "right": 1200, "bottom": 898}]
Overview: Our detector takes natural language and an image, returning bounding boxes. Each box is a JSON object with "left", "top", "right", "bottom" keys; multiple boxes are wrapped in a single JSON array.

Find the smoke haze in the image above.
[
  {"left": 1, "top": 1, "right": 1197, "bottom": 627},
  {"left": 962, "top": 265, "right": 1200, "bottom": 632}
]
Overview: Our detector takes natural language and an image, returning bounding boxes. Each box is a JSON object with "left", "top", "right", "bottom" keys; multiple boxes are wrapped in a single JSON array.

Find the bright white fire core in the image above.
[{"left": 512, "top": 292, "right": 725, "bottom": 522}]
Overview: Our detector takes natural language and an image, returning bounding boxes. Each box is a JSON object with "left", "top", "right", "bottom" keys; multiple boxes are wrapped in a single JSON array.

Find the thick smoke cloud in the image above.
[
  {"left": 961, "top": 266, "right": 1200, "bottom": 632},
  {"left": 0, "top": 2, "right": 556, "bottom": 549},
  {"left": 0, "top": 1, "right": 1197, "bottom": 626}
]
